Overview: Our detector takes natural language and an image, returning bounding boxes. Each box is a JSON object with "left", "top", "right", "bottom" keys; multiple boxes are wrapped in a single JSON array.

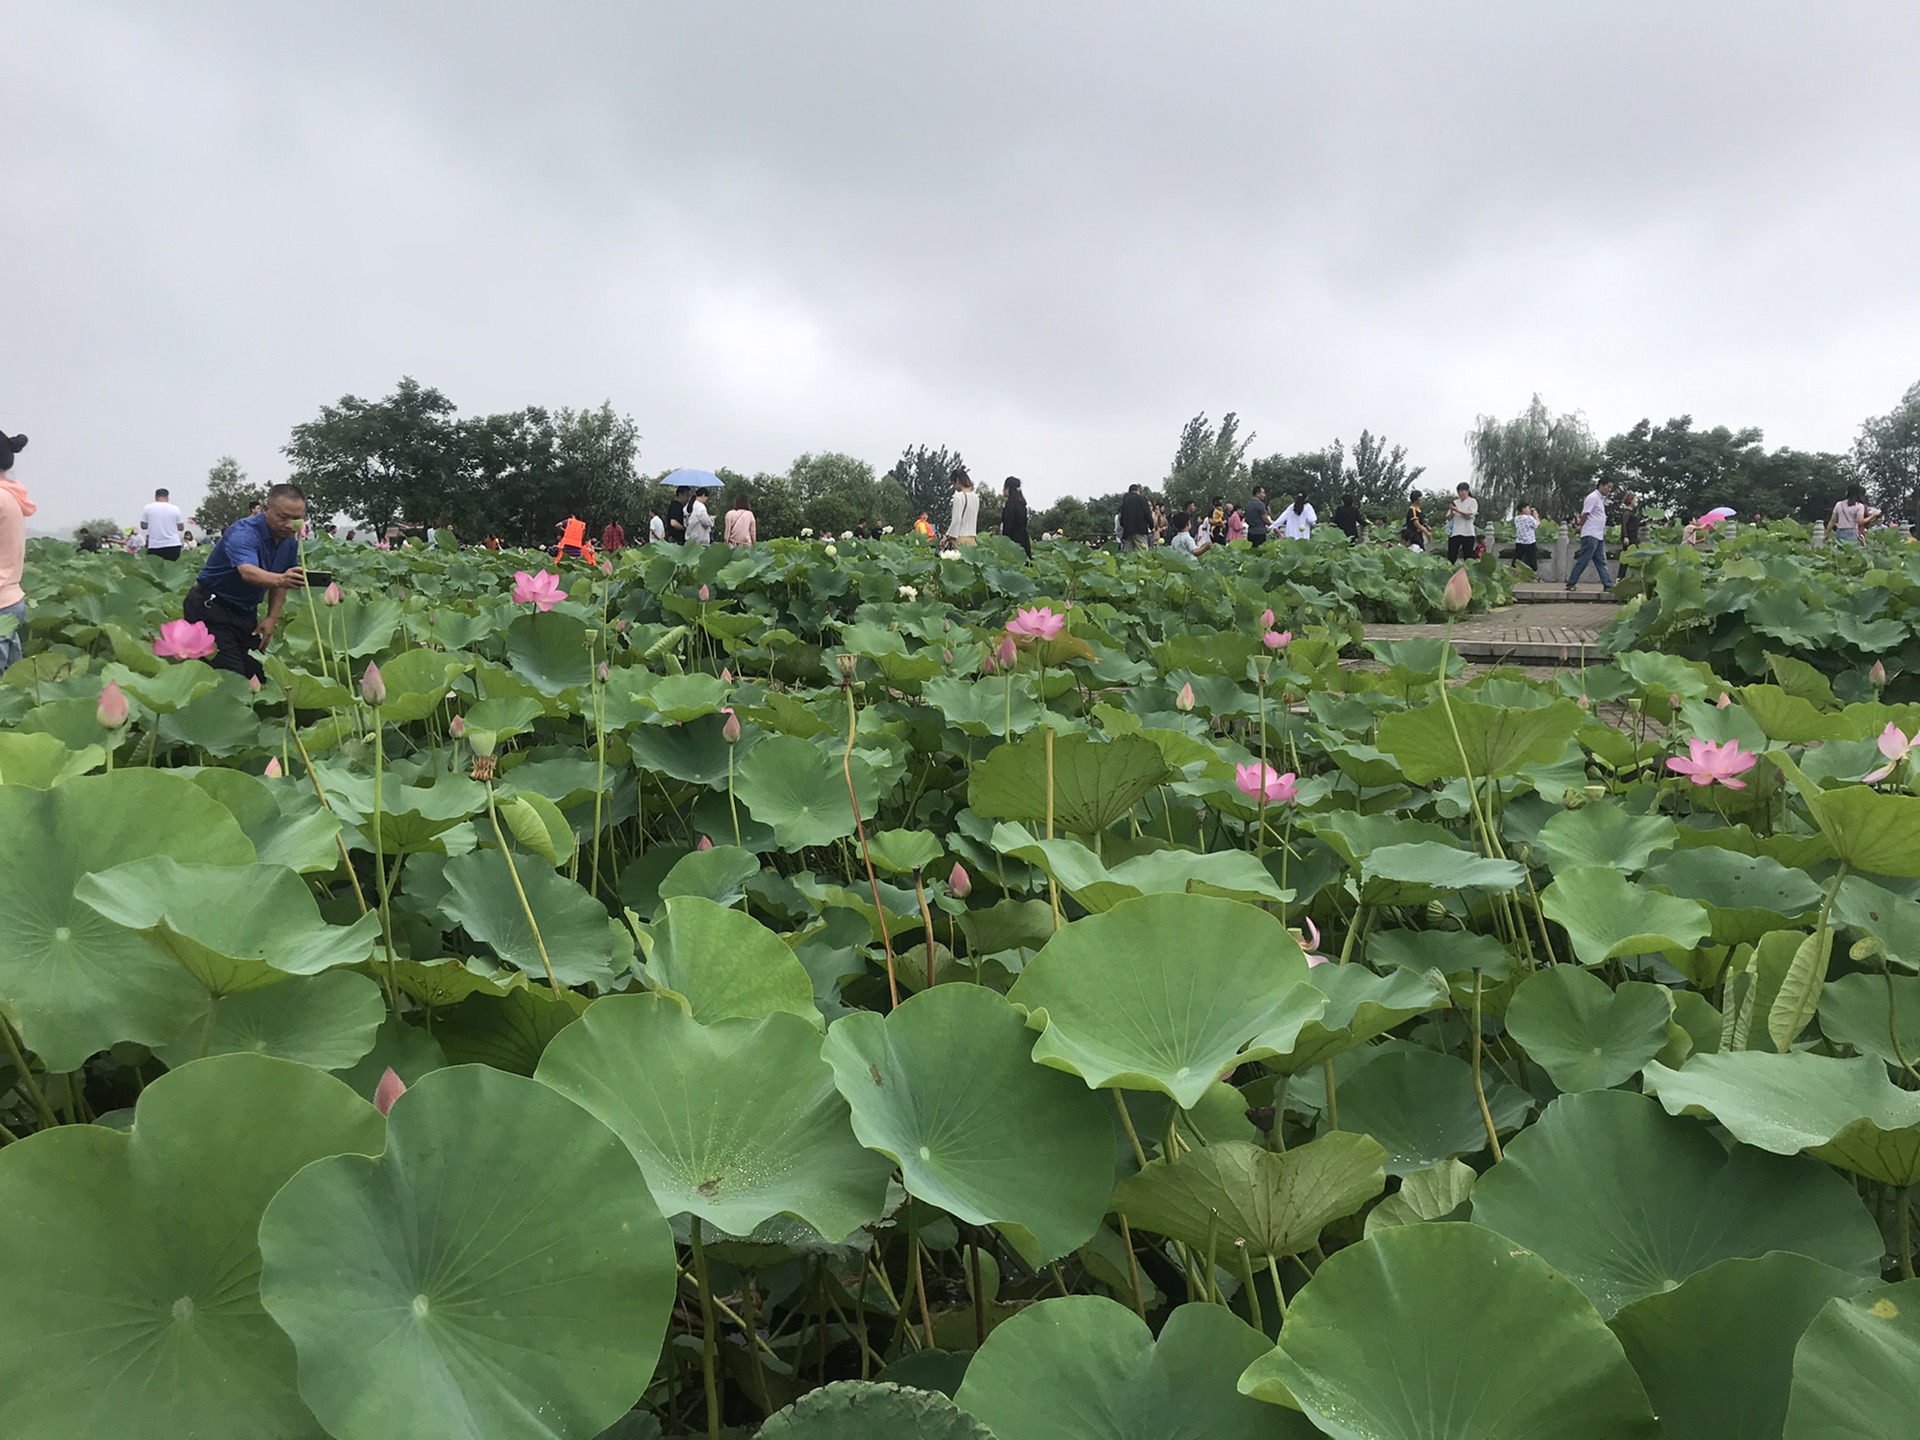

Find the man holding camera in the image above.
[{"left": 185, "top": 482, "right": 309, "bottom": 680}]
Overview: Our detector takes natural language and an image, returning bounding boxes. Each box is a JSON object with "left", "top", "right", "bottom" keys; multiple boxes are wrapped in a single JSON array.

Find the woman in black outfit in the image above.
[{"left": 1001, "top": 476, "right": 1032, "bottom": 559}]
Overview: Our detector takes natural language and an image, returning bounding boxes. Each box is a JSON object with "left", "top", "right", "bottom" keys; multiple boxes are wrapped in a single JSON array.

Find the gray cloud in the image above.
[{"left": 6, "top": 0, "right": 1917, "bottom": 530}]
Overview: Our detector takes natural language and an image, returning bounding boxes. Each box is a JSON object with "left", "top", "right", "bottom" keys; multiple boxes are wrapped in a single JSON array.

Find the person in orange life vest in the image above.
[
  {"left": 913, "top": 512, "right": 935, "bottom": 541},
  {"left": 556, "top": 516, "right": 587, "bottom": 558}
]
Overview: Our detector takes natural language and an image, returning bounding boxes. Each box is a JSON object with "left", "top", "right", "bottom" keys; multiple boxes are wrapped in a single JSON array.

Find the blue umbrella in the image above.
[{"left": 661, "top": 468, "right": 720, "bottom": 490}]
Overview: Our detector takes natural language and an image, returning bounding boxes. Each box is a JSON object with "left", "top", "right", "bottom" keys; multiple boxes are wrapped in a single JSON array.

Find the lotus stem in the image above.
[
  {"left": 1471, "top": 971, "right": 1504, "bottom": 1162},
  {"left": 1046, "top": 725, "right": 1062, "bottom": 932},
  {"left": 1323, "top": 1059, "right": 1340, "bottom": 1130},
  {"left": 1899, "top": 1189, "right": 1914, "bottom": 1281},
  {"left": 288, "top": 721, "right": 369, "bottom": 917},
  {"left": 911, "top": 1234, "right": 936, "bottom": 1351},
  {"left": 915, "top": 871, "right": 939, "bottom": 990},
  {"left": 969, "top": 1237, "right": 990, "bottom": 1343},
  {"left": 1237, "top": 1241, "right": 1264, "bottom": 1333},
  {"left": 370, "top": 711, "right": 401, "bottom": 1011},
  {"left": 485, "top": 781, "right": 560, "bottom": 993},
  {"left": 590, "top": 645, "right": 608, "bottom": 900},
  {"left": 689, "top": 1217, "right": 722, "bottom": 1440},
  {"left": 1883, "top": 964, "right": 1920, "bottom": 1082},
  {"left": 0, "top": 1015, "right": 57, "bottom": 1130},
  {"left": 843, "top": 681, "right": 898, "bottom": 1006},
  {"left": 1117, "top": 1215, "right": 1148, "bottom": 1320},
  {"left": 1113, "top": 1089, "right": 1150, "bottom": 1170},
  {"left": 1267, "top": 1254, "right": 1287, "bottom": 1318}
]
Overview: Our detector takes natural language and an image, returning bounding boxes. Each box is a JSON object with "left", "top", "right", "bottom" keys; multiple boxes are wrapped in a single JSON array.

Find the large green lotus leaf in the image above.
[
  {"left": 461, "top": 694, "right": 546, "bottom": 739},
  {"left": 1335, "top": 1047, "right": 1524, "bottom": 1174},
  {"left": 535, "top": 993, "right": 891, "bottom": 1238},
  {"left": 1358, "top": 841, "right": 1526, "bottom": 905},
  {"left": 257, "top": 1065, "right": 675, "bottom": 1440},
  {"left": 822, "top": 984, "right": 1113, "bottom": 1262},
  {"left": 1306, "top": 810, "right": 1457, "bottom": 866},
  {"left": 0, "top": 728, "right": 103, "bottom": 787},
  {"left": 760, "top": 1381, "right": 996, "bottom": 1439},
  {"left": 1239, "top": 1224, "right": 1659, "bottom": 1437},
  {"left": 114, "top": 658, "right": 223, "bottom": 712},
  {"left": 188, "top": 768, "right": 344, "bottom": 873},
  {"left": 434, "top": 984, "right": 584, "bottom": 1074},
  {"left": 1615, "top": 649, "right": 1719, "bottom": 701},
  {"left": 1778, "top": 750, "right": 1920, "bottom": 879},
  {"left": 1264, "top": 964, "right": 1444, "bottom": 1075},
  {"left": 0, "top": 1054, "right": 384, "bottom": 1440},
  {"left": 0, "top": 771, "right": 255, "bottom": 1069},
  {"left": 263, "top": 654, "right": 354, "bottom": 710},
  {"left": 440, "top": 849, "right": 622, "bottom": 988},
  {"left": 735, "top": 734, "right": 879, "bottom": 849},
  {"left": 862, "top": 826, "right": 946, "bottom": 875},
  {"left": 1643, "top": 846, "right": 1825, "bottom": 946},
  {"left": 504, "top": 609, "right": 593, "bottom": 693},
  {"left": 1504, "top": 966, "right": 1671, "bottom": 1093},
  {"left": 1834, "top": 874, "right": 1920, "bottom": 974},
  {"left": 370, "top": 647, "right": 470, "bottom": 723},
  {"left": 77, "top": 856, "right": 381, "bottom": 983},
  {"left": 957, "top": 1297, "right": 1309, "bottom": 1440},
  {"left": 968, "top": 732, "right": 1173, "bottom": 837},
  {"left": 922, "top": 674, "right": 1049, "bottom": 736},
  {"left": 1644, "top": 1051, "right": 1920, "bottom": 1185},
  {"left": 1784, "top": 1279, "right": 1920, "bottom": 1440},
  {"left": 654, "top": 843, "right": 762, "bottom": 910},
  {"left": 642, "top": 895, "right": 817, "bottom": 1024},
  {"left": 1818, "top": 973, "right": 1920, "bottom": 1067},
  {"left": 156, "top": 970, "right": 387, "bottom": 1071},
  {"left": 1113, "top": 1133, "right": 1387, "bottom": 1261},
  {"left": 1366, "top": 927, "right": 1511, "bottom": 977},
  {"left": 990, "top": 821, "right": 1289, "bottom": 912},
  {"left": 1472, "top": 1090, "right": 1884, "bottom": 1318},
  {"left": 1375, "top": 695, "right": 1584, "bottom": 783},
  {"left": 1541, "top": 865, "right": 1712, "bottom": 966},
  {"left": 625, "top": 670, "right": 729, "bottom": 722},
  {"left": 337, "top": 1014, "right": 448, "bottom": 1102},
  {"left": 1534, "top": 805, "right": 1678, "bottom": 875},
  {"left": 624, "top": 714, "right": 755, "bottom": 785},
  {"left": 329, "top": 595, "right": 403, "bottom": 656},
  {"left": 1610, "top": 1255, "right": 1876, "bottom": 1440},
  {"left": 1007, "top": 894, "right": 1321, "bottom": 1108}
]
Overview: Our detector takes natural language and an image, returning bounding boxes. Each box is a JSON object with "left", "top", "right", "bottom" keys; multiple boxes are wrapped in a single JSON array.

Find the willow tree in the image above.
[{"left": 1465, "top": 395, "right": 1598, "bottom": 521}]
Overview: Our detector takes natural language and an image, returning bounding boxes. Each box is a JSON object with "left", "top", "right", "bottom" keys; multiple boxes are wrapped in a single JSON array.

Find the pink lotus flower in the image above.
[
  {"left": 696, "top": 834, "right": 713, "bottom": 851},
  {"left": 360, "top": 661, "right": 386, "bottom": 707},
  {"left": 1260, "top": 608, "right": 1275, "bottom": 629},
  {"left": 722, "top": 710, "right": 742, "bottom": 744},
  {"left": 324, "top": 582, "right": 343, "bottom": 605},
  {"left": 511, "top": 570, "right": 568, "bottom": 611},
  {"left": 599, "top": 559, "right": 612, "bottom": 574},
  {"left": 720, "top": 668, "right": 733, "bottom": 683},
  {"left": 949, "top": 861, "right": 971, "bottom": 899},
  {"left": 97, "top": 680, "right": 128, "bottom": 729},
  {"left": 1235, "top": 761, "right": 1298, "bottom": 804},
  {"left": 1295, "top": 916, "right": 1331, "bottom": 967},
  {"left": 698, "top": 585, "right": 711, "bottom": 602},
  {"left": 1006, "top": 606, "right": 1066, "bottom": 641},
  {"left": 1175, "top": 682, "right": 1196, "bottom": 712},
  {"left": 1666, "top": 737, "right": 1758, "bottom": 790},
  {"left": 1864, "top": 724, "right": 1915, "bottom": 784},
  {"left": 1443, "top": 569, "right": 1472, "bottom": 613},
  {"left": 264, "top": 757, "right": 283, "bottom": 779},
  {"left": 1716, "top": 693, "right": 1732, "bottom": 708},
  {"left": 373, "top": 1067, "right": 406, "bottom": 1116},
  {"left": 1262, "top": 630, "right": 1291, "bottom": 651},
  {"left": 996, "top": 635, "right": 1018, "bottom": 670},
  {"left": 1576, "top": 694, "right": 1591, "bottom": 711},
  {"left": 153, "top": 619, "right": 217, "bottom": 661}
]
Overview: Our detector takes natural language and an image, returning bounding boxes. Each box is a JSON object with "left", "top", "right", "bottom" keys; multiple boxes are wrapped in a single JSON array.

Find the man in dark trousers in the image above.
[
  {"left": 665, "top": 486, "right": 690, "bottom": 543},
  {"left": 184, "top": 483, "right": 307, "bottom": 681},
  {"left": 1118, "top": 483, "right": 1153, "bottom": 551},
  {"left": 1244, "top": 485, "right": 1271, "bottom": 546}
]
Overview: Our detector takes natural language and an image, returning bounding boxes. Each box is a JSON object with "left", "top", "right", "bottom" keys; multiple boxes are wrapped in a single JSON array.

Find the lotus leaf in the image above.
[
  {"left": 1375, "top": 695, "right": 1584, "bottom": 782},
  {"left": 0, "top": 728, "right": 103, "bottom": 787},
  {"left": 1238, "top": 1223, "right": 1659, "bottom": 1437},
  {"left": 155, "top": 969, "right": 387, "bottom": 1070},
  {"left": 1264, "top": 964, "right": 1444, "bottom": 1074},
  {"left": 441, "top": 849, "right": 624, "bottom": 987},
  {"left": 433, "top": 983, "right": 584, "bottom": 1073},
  {"left": 187, "top": 767, "right": 344, "bottom": 873},
  {"left": 1541, "top": 865, "right": 1712, "bottom": 966},
  {"left": 735, "top": 734, "right": 878, "bottom": 849},
  {"left": 760, "top": 1381, "right": 996, "bottom": 1439},
  {"left": 1783, "top": 1278, "right": 1920, "bottom": 1440},
  {"left": 505, "top": 609, "right": 593, "bottom": 692},
  {"left": 1358, "top": 841, "right": 1526, "bottom": 905},
  {"left": 968, "top": 731, "right": 1172, "bottom": 836},
  {"left": 642, "top": 894, "right": 818, "bottom": 1024},
  {"left": 1818, "top": 973, "right": 1920, "bottom": 1067},
  {"left": 1643, "top": 845, "right": 1825, "bottom": 945},
  {"left": 1335, "top": 1047, "right": 1525, "bottom": 1174},
  {"left": 655, "top": 842, "right": 762, "bottom": 909},
  {"left": 258, "top": 1064, "right": 676, "bottom": 1440},
  {"left": 1534, "top": 804, "right": 1678, "bottom": 875},
  {"left": 991, "top": 821, "right": 1290, "bottom": 912},
  {"left": 1504, "top": 966, "right": 1672, "bottom": 1093}
]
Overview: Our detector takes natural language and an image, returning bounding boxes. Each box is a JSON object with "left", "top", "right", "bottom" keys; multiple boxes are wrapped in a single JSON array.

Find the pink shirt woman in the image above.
[
  {"left": 1226, "top": 508, "right": 1247, "bottom": 544},
  {"left": 723, "top": 503, "right": 757, "bottom": 547}
]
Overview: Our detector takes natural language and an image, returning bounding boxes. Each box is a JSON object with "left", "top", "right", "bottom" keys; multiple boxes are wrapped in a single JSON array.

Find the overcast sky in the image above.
[{"left": 7, "top": 1, "right": 1917, "bottom": 531}]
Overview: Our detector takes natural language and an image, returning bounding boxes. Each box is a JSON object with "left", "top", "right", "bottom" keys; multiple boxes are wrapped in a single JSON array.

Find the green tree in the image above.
[
  {"left": 885, "top": 444, "right": 968, "bottom": 527},
  {"left": 1595, "top": 416, "right": 1845, "bottom": 521},
  {"left": 1252, "top": 442, "right": 1343, "bottom": 505},
  {"left": 193, "top": 455, "right": 262, "bottom": 534},
  {"left": 1466, "top": 395, "right": 1598, "bottom": 521},
  {"left": 284, "top": 377, "right": 461, "bottom": 536},
  {"left": 1346, "top": 430, "right": 1427, "bottom": 508},
  {"left": 1039, "top": 495, "right": 1098, "bottom": 541},
  {"left": 71, "top": 517, "right": 123, "bottom": 546},
  {"left": 1853, "top": 380, "right": 1920, "bottom": 519},
  {"left": 1165, "top": 412, "right": 1254, "bottom": 512}
]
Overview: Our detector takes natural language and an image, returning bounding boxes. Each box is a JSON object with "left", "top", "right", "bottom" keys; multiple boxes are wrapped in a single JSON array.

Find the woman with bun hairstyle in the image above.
[
  {"left": 0, "top": 432, "right": 31, "bottom": 674},
  {"left": 943, "top": 468, "right": 980, "bottom": 548},
  {"left": 1001, "top": 476, "right": 1032, "bottom": 559}
]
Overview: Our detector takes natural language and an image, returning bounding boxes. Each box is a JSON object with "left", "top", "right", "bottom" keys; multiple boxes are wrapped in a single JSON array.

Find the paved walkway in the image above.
[{"left": 1365, "top": 592, "right": 1618, "bottom": 663}]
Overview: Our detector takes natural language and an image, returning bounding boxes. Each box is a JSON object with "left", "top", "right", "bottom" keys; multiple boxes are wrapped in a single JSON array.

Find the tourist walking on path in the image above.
[
  {"left": 1512, "top": 503, "right": 1540, "bottom": 571},
  {"left": 1333, "top": 492, "right": 1363, "bottom": 542},
  {"left": 601, "top": 519, "right": 626, "bottom": 552},
  {"left": 141, "top": 487, "right": 186, "bottom": 560},
  {"left": 1225, "top": 504, "right": 1247, "bottom": 544},
  {"left": 1445, "top": 483, "right": 1478, "bottom": 563},
  {"left": 1278, "top": 492, "right": 1317, "bottom": 540},
  {"left": 185, "top": 483, "right": 307, "bottom": 682},
  {"left": 665, "top": 486, "right": 689, "bottom": 543},
  {"left": 1565, "top": 477, "right": 1615, "bottom": 592},
  {"left": 685, "top": 490, "right": 715, "bottom": 546},
  {"left": 1118, "top": 483, "right": 1152, "bottom": 551},
  {"left": 0, "top": 432, "right": 32, "bottom": 674},
  {"left": 1000, "top": 477, "right": 1032, "bottom": 558},
  {"left": 1830, "top": 485, "right": 1879, "bottom": 544},
  {"left": 1401, "top": 493, "right": 1432, "bottom": 551},
  {"left": 943, "top": 469, "right": 980, "bottom": 547},
  {"left": 1244, "top": 485, "right": 1271, "bottom": 546},
  {"left": 723, "top": 490, "right": 757, "bottom": 547}
]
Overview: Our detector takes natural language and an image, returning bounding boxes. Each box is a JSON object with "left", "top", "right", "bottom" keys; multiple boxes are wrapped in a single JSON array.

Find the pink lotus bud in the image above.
[
  {"left": 1576, "top": 695, "right": 1591, "bottom": 711},
  {"left": 1442, "top": 569, "right": 1472, "bottom": 613},
  {"left": 359, "top": 662, "right": 386, "bottom": 707},
  {"left": 248, "top": 674, "right": 262, "bottom": 692},
  {"left": 1716, "top": 692, "right": 1732, "bottom": 709},
  {"left": 721, "top": 668, "right": 732, "bottom": 683},
  {"left": 1262, "top": 630, "right": 1291, "bottom": 651},
  {"left": 949, "top": 862, "right": 971, "bottom": 898},
  {"left": 1176, "top": 682, "right": 1196, "bottom": 712},
  {"left": 1670, "top": 694, "right": 1682, "bottom": 710},
  {"left": 698, "top": 584, "right": 711, "bottom": 602},
  {"left": 943, "top": 618, "right": 952, "bottom": 631},
  {"left": 1559, "top": 647, "right": 1570, "bottom": 663},
  {"left": 996, "top": 636, "right": 1018, "bottom": 669},
  {"left": 324, "top": 582, "right": 343, "bottom": 605},
  {"left": 264, "top": 757, "right": 283, "bottom": 778},
  {"left": 597, "top": 661, "right": 610, "bottom": 683},
  {"left": 600, "top": 559, "right": 613, "bottom": 574},
  {"left": 1260, "top": 608, "right": 1275, "bottom": 629},
  {"left": 722, "top": 711, "right": 742, "bottom": 743},
  {"left": 982, "top": 652, "right": 997, "bottom": 676},
  {"left": 373, "top": 1067, "right": 406, "bottom": 1116},
  {"left": 96, "top": 680, "right": 129, "bottom": 729},
  {"left": 697, "top": 834, "right": 713, "bottom": 851},
  {"left": 943, "top": 648, "right": 954, "bottom": 664},
  {"left": 448, "top": 715, "right": 466, "bottom": 738},
  {"left": 1872, "top": 661, "right": 1889, "bottom": 689},
  {"left": 616, "top": 619, "right": 629, "bottom": 632}
]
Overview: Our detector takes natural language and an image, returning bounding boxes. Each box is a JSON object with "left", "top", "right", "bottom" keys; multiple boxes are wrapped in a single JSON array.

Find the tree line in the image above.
[{"left": 178, "top": 375, "right": 1920, "bottom": 544}]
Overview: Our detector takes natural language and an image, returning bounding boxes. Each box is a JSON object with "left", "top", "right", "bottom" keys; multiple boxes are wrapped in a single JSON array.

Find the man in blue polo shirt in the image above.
[{"left": 186, "top": 483, "right": 308, "bottom": 679}]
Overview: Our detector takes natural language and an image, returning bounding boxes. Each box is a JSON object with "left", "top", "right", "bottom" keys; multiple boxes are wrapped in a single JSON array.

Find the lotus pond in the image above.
[{"left": 2, "top": 533, "right": 1918, "bottom": 1439}]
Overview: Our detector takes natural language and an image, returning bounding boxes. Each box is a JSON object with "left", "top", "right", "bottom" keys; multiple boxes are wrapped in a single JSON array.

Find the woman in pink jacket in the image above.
[{"left": 0, "top": 432, "right": 31, "bottom": 674}]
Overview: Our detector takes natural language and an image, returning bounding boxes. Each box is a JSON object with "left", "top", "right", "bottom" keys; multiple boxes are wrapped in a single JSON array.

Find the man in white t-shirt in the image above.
[
  {"left": 1565, "top": 477, "right": 1614, "bottom": 592},
  {"left": 1445, "top": 483, "right": 1479, "bottom": 563},
  {"left": 141, "top": 488, "right": 186, "bottom": 560},
  {"left": 1277, "top": 493, "right": 1317, "bottom": 540}
]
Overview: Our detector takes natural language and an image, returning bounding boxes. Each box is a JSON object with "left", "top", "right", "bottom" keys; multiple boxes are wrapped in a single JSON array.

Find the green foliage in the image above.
[
  {"left": 193, "top": 454, "right": 261, "bottom": 533},
  {"left": 1466, "top": 392, "right": 1600, "bottom": 521}
]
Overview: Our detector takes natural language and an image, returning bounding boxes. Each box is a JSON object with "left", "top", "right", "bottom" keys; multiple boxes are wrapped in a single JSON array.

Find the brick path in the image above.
[{"left": 1365, "top": 596, "right": 1616, "bottom": 663}]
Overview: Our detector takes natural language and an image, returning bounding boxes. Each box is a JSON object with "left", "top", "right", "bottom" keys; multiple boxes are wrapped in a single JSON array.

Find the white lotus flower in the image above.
[
  {"left": 840, "top": 530, "right": 854, "bottom": 540},
  {"left": 881, "top": 525, "right": 894, "bottom": 535},
  {"left": 800, "top": 527, "right": 814, "bottom": 537},
  {"left": 824, "top": 544, "right": 838, "bottom": 557},
  {"left": 897, "top": 585, "right": 918, "bottom": 600},
  {"left": 939, "top": 549, "right": 961, "bottom": 561}
]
